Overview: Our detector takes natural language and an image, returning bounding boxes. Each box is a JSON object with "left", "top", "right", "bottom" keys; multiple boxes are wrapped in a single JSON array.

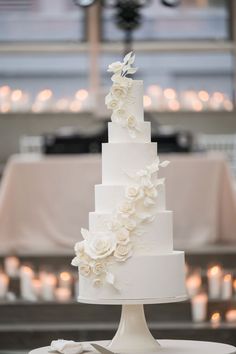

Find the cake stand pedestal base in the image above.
[
  {"left": 29, "top": 340, "right": 236, "bottom": 354},
  {"left": 108, "top": 304, "right": 160, "bottom": 353}
]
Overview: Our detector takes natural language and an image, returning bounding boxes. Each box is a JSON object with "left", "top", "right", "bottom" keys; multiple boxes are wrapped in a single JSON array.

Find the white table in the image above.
[
  {"left": 0, "top": 152, "right": 236, "bottom": 255},
  {"left": 29, "top": 340, "right": 236, "bottom": 354}
]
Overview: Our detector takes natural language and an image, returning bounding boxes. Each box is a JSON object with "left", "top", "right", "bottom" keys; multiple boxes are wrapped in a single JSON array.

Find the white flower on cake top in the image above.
[{"left": 105, "top": 52, "right": 141, "bottom": 138}]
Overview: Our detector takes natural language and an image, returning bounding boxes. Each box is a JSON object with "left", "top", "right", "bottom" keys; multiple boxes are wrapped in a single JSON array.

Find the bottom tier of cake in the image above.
[{"left": 79, "top": 251, "right": 187, "bottom": 304}]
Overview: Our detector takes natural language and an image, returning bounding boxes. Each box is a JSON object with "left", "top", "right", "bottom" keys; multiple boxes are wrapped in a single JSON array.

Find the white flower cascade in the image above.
[
  {"left": 72, "top": 158, "right": 169, "bottom": 290},
  {"left": 105, "top": 52, "right": 140, "bottom": 138}
]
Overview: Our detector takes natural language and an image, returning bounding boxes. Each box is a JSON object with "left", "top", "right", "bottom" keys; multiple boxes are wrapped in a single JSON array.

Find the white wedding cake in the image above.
[{"left": 72, "top": 53, "right": 186, "bottom": 304}]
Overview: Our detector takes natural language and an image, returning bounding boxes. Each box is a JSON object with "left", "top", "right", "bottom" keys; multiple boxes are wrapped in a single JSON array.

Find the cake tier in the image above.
[
  {"left": 89, "top": 210, "right": 173, "bottom": 253},
  {"left": 102, "top": 142, "right": 157, "bottom": 185},
  {"left": 125, "top": 80, "right": 144, "bottom": 122},
  {"left": 95, "top": 184, "right": 166, "bottom": 213},
  {"left": 108, "top": 122, "right": 151, "bottom": 143},
  {"left": 79, "top": 251, "right": 186, "bottom": 303}
]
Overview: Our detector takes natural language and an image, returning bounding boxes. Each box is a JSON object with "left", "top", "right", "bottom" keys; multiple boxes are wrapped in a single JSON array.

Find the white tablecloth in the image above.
[{"left": 0, "top": 153, "right": 236, "bottom": 255}]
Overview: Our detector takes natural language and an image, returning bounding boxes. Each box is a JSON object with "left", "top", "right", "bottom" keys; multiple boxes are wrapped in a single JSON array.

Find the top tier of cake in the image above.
[{"left": 108, "top": 80, "right": 151, "bottom": 144}]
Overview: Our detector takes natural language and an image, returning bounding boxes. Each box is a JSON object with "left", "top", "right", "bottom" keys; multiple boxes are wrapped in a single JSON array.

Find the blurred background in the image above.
[{"left": 1, "top": 0, "right": 236, "bottom": 352}]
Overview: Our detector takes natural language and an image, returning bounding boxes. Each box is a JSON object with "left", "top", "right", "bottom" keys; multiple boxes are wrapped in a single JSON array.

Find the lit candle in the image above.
[
  {"left": 19, "top": 266, "right": 36, "bottom": 301},
  {"left": 210, "top": 312, "right": 221, "bottom": 327},
  {"left": 41, "top": 273, "right": 57, "bottom": 301},
  {"left": 207, "top": 265, "right": 222, "bottom": 299},
  {"left": 55, "top": 287, "right": 72, "bottom": 302},
  {"left": 32, "top": 279, "right": 42, "bottom": 299},
  {"left": 222, "top": 274, "right": 232, "bottom": 300},
  {"left": 226, "top": 310, "right": 236, "bottom": 323},
  {"left": 59, "top": 271, "right": 72, "bottom": 289},
  {"left": 34, "top": 89, "right": 53, "bottom": 112},
  {"left": 0, "top": 86, "right": 11, "bottom": 105},
  {"left": 0, "top": 273, "right": 9, "bottom": 299},
  {"left": 233, "top": 279, "right": 236, "bottom": 297},
  {"left": 4, "top": 256, "right": 20, "bottom": 278},
  {"left": 10, "top": 90, "right": 30, "bottom": 112},
  {"left": 186, "top": 272, "right": 202, "bottom": 297},
  {"left": 191, "top": 293, "right": 208, "bottom": 323}
]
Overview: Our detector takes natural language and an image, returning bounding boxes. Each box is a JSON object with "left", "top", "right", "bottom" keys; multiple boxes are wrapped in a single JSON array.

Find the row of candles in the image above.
[
  {"left": 0, "top": 256, "right": 77, "bottom": 302},
  {"left": 186, "top": 264, "right": 236, "bottom": 324},
  {"left": 0, "top": 85, "right": 234, "bottom": 114},
  {"left": 0, "top": 86, "right": 90, "bottom": 114}
]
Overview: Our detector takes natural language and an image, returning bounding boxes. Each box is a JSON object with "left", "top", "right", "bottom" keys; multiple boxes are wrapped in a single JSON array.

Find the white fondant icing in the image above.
[
  {"left": 108, "top": 122, "right": 151, "bottom": 143},
  {"left": 79, "top": 251, "right": 186, "bottom": 302},
  {"left": 125, "top": 80, "right": 144, "bottom": 122},
  {"left": 95, "top": 184, "right": 166, "bottom": 213},
  {"left": 89, "top": 210, "right": 173, "bottom": 253},
  {"left": 102, "top": 142, "right": 158, "bottom": 185}
]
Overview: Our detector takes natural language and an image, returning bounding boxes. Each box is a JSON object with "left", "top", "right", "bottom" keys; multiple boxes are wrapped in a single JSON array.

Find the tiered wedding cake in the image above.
[{"left": 72, "top": 52, "right": 186, "bottom": 304}]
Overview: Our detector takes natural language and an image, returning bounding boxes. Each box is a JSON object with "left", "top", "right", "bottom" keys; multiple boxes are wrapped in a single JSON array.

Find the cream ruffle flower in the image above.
[
  {"left": 93, "top": 262, "right": 106, "bottom": 275},
  {"left": 126, "top": 184, "right": 143, "bottom": 201},
  {"left": 118, "top": 200, "right": 135, "bottom": 218},
  {"left": 79, "top": 264, "right": 91, "bottom": 277},
  {"left": 84, "top": 232, "right": 117, "bottom": 260},
  {"left": 116, "top": 227, "right": 130, "bottom": 245},
  {"left": 107, "top": 61, "right": 124, "bottom": 73},
  {"left": 105, "top": 93, "right": 120, "bottom": 111},
  {"left": 114, "top": 242, "right": 133, "bottom": 262},
  {"left": 123, "top": 218, "right": 137, "bottom": 232},
  {"left": 111, "top": 82, "right": 129, "bottom": 100}
]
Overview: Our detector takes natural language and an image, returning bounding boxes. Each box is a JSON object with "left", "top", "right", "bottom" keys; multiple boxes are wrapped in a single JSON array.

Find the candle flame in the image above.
[
  {"left": 60, "top": 272, "right": 71, "bottom": 282},
  {"left": 211, "top": 312, "right": 221, "bottom": 324},
  {"left": 75, "top": 89, "right": 88, "bottom": 101}
]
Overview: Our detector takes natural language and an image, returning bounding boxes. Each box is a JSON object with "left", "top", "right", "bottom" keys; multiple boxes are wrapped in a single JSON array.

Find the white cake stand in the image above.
[
  {"left": 78, "top": 295, "right": 188, "bottom": 353},
  {"left": 29, "top": 340, "right": 236, "bottom": 354}
]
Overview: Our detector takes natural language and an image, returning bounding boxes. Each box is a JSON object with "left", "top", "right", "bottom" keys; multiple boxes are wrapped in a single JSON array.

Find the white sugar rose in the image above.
[
  {"left": 107, "top": 218, "right": 122, "bottom": 232},
  {"left": 84, "top": 232, "right": 117, "bottom": 260},
  {"left": 118, "top": 200, "right": 135, "bottom": 218},
  {"left": 93, "top": 278, "right": 102, "bottom": 288},
  {"left": 111, "top": 83, "right": 128, "bottom": 100},
  {"left": 126, "top": 185, "right": 143, "bottom": 201},
  {"left": 74, "top": 241, "right": 85, "bottom": 257},
  {"left": 144, "top": 185, "right": 158, "bottom": 199},
  {"left": 93, "top": 262, "right": 106, "bottom": 275},
  {"left": 111, "top": 108, "right": 126, "bottom": 125},
  {"left": 116, "top": 227, "right": 130, "bottom": 245},
  {"left": 79, "top": 264, "right": 91, "bottom": 277},
  {"left": 126, "top": 115, "right": 137, "bottom": 129},
  {"left": 123, "top": 219, "right": 137, "bottom": 232},
  {"left": 105, "top": 93, "right": 120, "bottom": 111},
  {"left": 114, "top": 243, "right": 133, "bottom": 262},
  {"left": 108, "top": 61, "right": 123, "bottom": 73}
]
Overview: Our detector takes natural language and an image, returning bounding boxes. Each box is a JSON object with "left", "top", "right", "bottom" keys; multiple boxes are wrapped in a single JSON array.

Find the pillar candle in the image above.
[
  {"left": 0, "top": 273, "right": 9, "bottom": 299},
  {"left": 210, "top": 312, "right": 221, "bottom": 327},
  {"left": 222, "top": 274, "right": 232, "bottom": 300},
  {"left": 59, "top": 271, "right": 72, "bottom": 289},
  {"left": 55, "top": 287, "right": 72, "bottom": 302},
  {"left": 207, "top": 265, "right": 222, "bottom": 299},
  {"left": 226, "top": 310, "right": 236, "bottom": 323},
  {"left": 186, "top": 272, "right": 202, "bottom": 297},
  {"left": 41, "top": 273, "right": 57, "bottom": 301},
  {"left": 4, "top": 256, "right": 20, "bottom": 277},
  {"left": 32, "top": 279, "right": 42, "bottom": 299},
  {"left": 233, "top": 279, "right": 236, "bottom": 297},
  {"left": 191, "top": 293, "right": 208, "bottom": 323},
  {"left": 19, "top": 266, "right": 36, "bottom": 301}
]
